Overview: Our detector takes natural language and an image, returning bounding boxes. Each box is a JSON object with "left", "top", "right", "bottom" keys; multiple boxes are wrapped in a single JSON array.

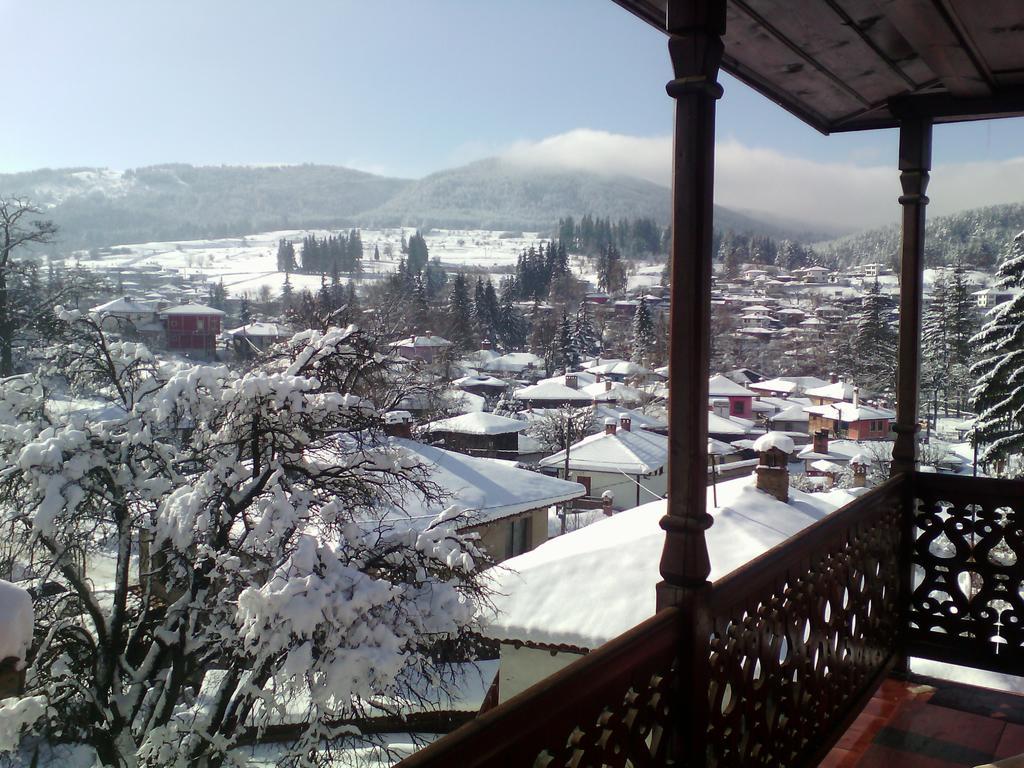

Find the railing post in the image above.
[
  {"left": 658, "top": 1, "right": 724, "bottom": 764},
  {"left": 891, "top": 117, "right": 932, "bottom": 476}
]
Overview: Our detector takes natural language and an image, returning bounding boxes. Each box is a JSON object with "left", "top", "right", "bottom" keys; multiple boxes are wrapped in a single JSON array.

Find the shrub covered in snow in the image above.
[{"left": 0, "top": 311, "right": 491, "bottom": 767}]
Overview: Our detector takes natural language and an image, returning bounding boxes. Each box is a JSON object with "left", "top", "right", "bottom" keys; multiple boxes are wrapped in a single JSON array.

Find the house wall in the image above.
[
  {"left": 566, "top": 468, "right": 665, "bottom": 511},
  {"left": 728, "top": 395, "right": 752, "bottom": 418},
  {"left": 847, "top": 419, "right": 892, "bottom": 441},
  {"left": 498, "top": 644, "right": 583, "bottom": 704},
  {"left": 463, "top": 508, "right": 548, "bottom": 564},
  {"left": 166, "top": 314, "right": 221, "bottom": 352}
]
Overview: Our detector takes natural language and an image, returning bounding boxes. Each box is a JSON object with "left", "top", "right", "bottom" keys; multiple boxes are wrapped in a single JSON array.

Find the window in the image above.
[
  {"left": 731, "top": 400, "right": 744, "bottom": 415},
  {"left": 506, "top": 515, "right": 532, "bottom": 559},
  {"left": 576, "top": 475, "right": 592, "bottom": 496}
]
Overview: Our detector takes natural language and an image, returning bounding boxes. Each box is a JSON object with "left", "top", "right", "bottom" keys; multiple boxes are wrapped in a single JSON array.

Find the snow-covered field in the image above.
[{"left": 66, "top": 228, "right": 552, "bottom": 299}]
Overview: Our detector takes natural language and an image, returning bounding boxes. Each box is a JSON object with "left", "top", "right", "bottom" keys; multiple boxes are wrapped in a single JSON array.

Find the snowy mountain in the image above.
[{"left": 2, "top": 161, "right": 834, "bottom": 252}]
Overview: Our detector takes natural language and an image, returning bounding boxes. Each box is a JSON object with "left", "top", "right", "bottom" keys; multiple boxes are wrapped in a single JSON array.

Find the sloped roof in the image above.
[
  {"left": 805, "top": 380, "right": 858, "bottom": 401},
  {"left": 708, "top": 374, "right": 756, "bottom": 397},
  {"left": 805, "top": 401, "right": 896, "bottom": 422},
  {"left": 750, "top": 376, "right": 829, "bottom": 395},
  {"left": 539, "top": 427, "right": 667, "bottom": 475},
  {"left": 91, "top": 297, "right": 154, "bottom": 314},
  {"left": 226, "top": 322, "right": 289, "bottom": 337},
  {"left": 160, "top": 302, "right": 226, "bottom": 316},
  {"left": 513, "top": 381, "right": 592, "bottom": 402},
  {"left": 424, "top": 412, "right": 529, "bottom": 436}
]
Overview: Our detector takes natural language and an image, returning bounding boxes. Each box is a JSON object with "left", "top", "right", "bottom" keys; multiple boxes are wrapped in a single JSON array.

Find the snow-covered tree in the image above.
[
  {"left": 970, "top": 231, "right": 1024, "bottom": 474},
  {"left": 571, "top": 303, "right": 600, "bottom": 361},
  {"left": 631, "top": 297, "right": 655, "bottom": 365},
  {"left": 853, "top": 279, "right": 896, "bottom": 395},
  {"left": 552, "top": 311, "right": 577, "bottom": 372},
  {"left": 445, "top": 273, "right": 474, "bottom": 352},
  {"left": 0, "top": 312, "right": 490, "bottom": 766}
]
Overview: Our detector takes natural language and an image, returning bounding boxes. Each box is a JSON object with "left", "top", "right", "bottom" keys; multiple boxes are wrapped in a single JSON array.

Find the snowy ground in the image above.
[{"left": 64, "top": 228, "right": 554, "bottom": 300}]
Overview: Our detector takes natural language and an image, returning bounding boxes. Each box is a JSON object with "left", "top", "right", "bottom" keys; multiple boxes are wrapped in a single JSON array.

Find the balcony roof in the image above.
[{"left": 611, "top": 0, "right": 1024, "bottom": 133}]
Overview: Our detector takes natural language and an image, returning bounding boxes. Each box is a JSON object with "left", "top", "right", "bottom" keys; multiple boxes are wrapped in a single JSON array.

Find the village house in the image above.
[
  {"left": 708, "top": 373, "right": 755, "bottom": 418},
  {"left": 422, "top": 411, "right": 528, "bottom": 459},
  {"left": 160, "top": 302, "right": 225, "bottom": 358},
  {"left": 513, "top": 375, "right": 595, "bottom": 409},
  {"left": 380, "top": 413, "right": 584, "bottom": 563},
  {"left": 538, "top": 415, "right": 666, "bottom": 511},
  {"left": 389, "top": 331, "right": 453, "bottom": 364},
  {"left": 805, "top": 389, "right": 895, "bottom": 440},
  {"left": 225, "top": 322, "right": 290, "bottom": 355}
]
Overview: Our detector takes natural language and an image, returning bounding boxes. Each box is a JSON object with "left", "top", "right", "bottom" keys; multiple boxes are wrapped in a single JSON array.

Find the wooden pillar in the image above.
[
  {"left": 657, "top": 3, "right": 724, "bottom": 764},
  {"left": 891, "top": 117, "right": 932, "bottom": 476},
  {"left": 657, "top": 0, "right": 724, "bottom": 607}
]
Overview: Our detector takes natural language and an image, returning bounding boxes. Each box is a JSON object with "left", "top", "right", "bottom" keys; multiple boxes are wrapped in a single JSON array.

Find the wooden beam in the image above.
[
  {"left": 874, "top": 0, "right": 992, "bottom": 97},
  {"left": 891, "top": 117, "right": 932, "bottom": 476}
]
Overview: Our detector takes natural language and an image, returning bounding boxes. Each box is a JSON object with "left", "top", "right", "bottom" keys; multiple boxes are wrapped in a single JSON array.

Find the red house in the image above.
[{"left": 160, "top": 303, "right": 225, "bottom": 357}]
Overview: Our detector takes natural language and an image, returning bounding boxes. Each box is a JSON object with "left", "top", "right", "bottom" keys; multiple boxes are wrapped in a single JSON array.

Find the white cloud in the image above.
[{"left": 498, "top": 129, "right": 1024, "bottom": 231}]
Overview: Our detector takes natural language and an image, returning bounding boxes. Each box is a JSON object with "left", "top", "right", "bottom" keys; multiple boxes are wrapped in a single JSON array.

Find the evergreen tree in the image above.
[
  {"left": 373, "top": 243, "right": 380, "bottom": 261},
  {"left": 572, "top": 302, "right": 600, "bottom": 360},
  {"left": 407, "top": 231, "right": 429, "bottom": 275},
  {"left": 411, "top": 275, "right": 429, "bottom": 333},
  {"left": 446, "top": 273, "right": 474, "bottom": 351},
  {"left": 922, "top": 269, "right": 951, "bottom": 417},
  {"left": 970, "top": 231, "right": 1024, "bottom": 473},
  {"left": 596, "top": 244, "right": 626, "bottom": 295},
  {"left": 496, "top": 290, "right": 527, "bottom": 351},
  {"left": 631, "top": 296, "right": 655, "bottom": 364},
  {"left": 239, "top": 297, "right": 252, "bottom": 326},
  {"left": 280, "top": 271, "right": 293, "bottom": 307},
  {"left": 853, "top": 279, "right": 897, "bottom": 394},
  {"left": 276, "top": 238, "right": 297, "bottom": 272},
  {"left": 553, "top": 311, "right": 577, "bottom": 371}
]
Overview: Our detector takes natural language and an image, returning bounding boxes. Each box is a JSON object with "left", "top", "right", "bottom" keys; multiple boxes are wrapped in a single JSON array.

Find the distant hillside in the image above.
[
  {"left": 359, "top": 157, "right": 832, "bottom": 240},
  {"left": 815, "top": 202, "right": 1024, "bottom": 270},
  {"left": 0, "top": 164, "right": 410, "bottom": 251},
  {"left": 1, "top": 159, "right": 847, "bottom": 251}
]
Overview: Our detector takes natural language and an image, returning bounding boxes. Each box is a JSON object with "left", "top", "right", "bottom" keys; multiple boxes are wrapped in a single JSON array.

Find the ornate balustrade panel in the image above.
[
  {"left": 396, "top": 607, "right": 681, "bottom": 768},
  {"left": 907, "top": 473, "right": 1024, "bottom": 676},
  {"left": 705, "top": 478, "right": 905, "bottom": 767}
]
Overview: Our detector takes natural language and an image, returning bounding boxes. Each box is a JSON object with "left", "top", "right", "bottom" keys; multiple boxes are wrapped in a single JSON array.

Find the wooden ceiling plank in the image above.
[
  {"left": 730, "top": 0, "right": 874, "bottom": 108},
  {"left": 821, "top": 0, "right": 918, "bottom": 89},
  {"left": 873, "top": 0, "right": 992, "bottom": 96}
]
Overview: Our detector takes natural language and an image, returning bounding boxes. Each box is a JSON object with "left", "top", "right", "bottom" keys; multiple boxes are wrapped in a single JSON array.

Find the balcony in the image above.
[{"left": 397, "top": 471, "right": 1024, "bottom": 767}]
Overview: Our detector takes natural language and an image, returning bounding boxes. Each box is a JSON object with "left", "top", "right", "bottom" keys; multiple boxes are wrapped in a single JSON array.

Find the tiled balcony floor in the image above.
[{"left": 820, "top": 676, "right": 1024, "bottom": 767}]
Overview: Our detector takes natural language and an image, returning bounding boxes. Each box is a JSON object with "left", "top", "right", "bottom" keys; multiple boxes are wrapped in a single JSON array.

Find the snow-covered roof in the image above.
[
  {"left": 226, "top": 322, "right": 289, "bottom": 337},
  {"left": 805, "top": 380, "right": 857, "bottom": 401},
  {"left": 587, "top": 359, "right": 628, "bottom": 375},
  {"left": 538, "top": 427, "right": 667, "bottom": 475},
  {"left": 749, "top": 376, "right": 828, "bottom": 396},
  {"left": 452, "top": 374, "right": 508, "bottom": 389},
  {"left": 804, "top": 401, "right": 895, "bottom": 421},
  {"left": 513, "top": 381, "right": 592, "bottom": 402},
  {"left": 752, "top": 431, "right": 795, "bottom": 454},
  {"left": 483, "top": 477, "right": 865, "bottom": 649},
  {"left": 810, "top": 459, "right": 845, "bottom": 473},
  {"left": 373, "top": 438, "right": 585, "bottom": 526},
  {"left": 537, "top": 371, "right": 598, "bottom": 387},
  {"left": 390, "top": 334, "right": 452, "bottom": 349},
  {"left": 424, "top": 412, "right": 528, "bottom": 436},
  {"left": 0, "top": 579, "right": 33, "bottom": 666},
  {"left": 160, "top": 302, "right": 226, "bottom": 316},
  {"left": 484, "top": 352, "right": 544, "bottom": 372},
  {"left": 707, "top": 411, "right": 750, "bottom": 435},
  {"left": 797, "top": 439, "right": 894, "bottom": 463},
  {"left": 90, "top": 297, "right": 155, "bottom": 314},
  {"left": 772, "top": 403, "right": 811, "bottom": 422},
  {"left": 580, "top": 381, "right": 647, "bottom": 404},
  {"left": 591, "top": 404, "right": 667, "bottom": 431},
  {"left": 608, "top": 361, "right": 651, "bottom": 376},
  {"left": 708, "top": 374, "right": 755, "bottom": 397}
]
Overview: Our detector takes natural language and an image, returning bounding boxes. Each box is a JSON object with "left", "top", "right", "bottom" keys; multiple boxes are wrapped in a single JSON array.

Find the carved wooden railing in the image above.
[
  {"left": 906, "top": 472, "right": 1024, "bottom": 677},
  {"left": 397, "top": 479, "right": 910, "bottom": 768},
  {"left": 703, "top": 476, "right": 906, "bottom": 766},
  {"left": 397, "top": 606, "right": 681, "bottom": 768}
]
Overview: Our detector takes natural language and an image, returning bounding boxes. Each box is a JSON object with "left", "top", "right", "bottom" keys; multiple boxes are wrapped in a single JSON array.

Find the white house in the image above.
[{"left": 537, "top": 415, "right": 666, "bottom": 510}]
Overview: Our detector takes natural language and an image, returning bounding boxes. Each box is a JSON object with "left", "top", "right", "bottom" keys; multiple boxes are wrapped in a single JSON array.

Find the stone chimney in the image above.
[
  {"left": 481, "top": 339, "right": 493, "bottom": 351},
  {"left": 619, "top": 415, "right": 632, "bottom": 432},
  {"left": 752, "top": 431, "right": 794, "bottom": 503},
  {"left": 829, "top": 372, "right": 838, "bottom": 384},
  {"left": 851, "top": 453, "right": 871, "bottom": 488},
  {"left": 604, "top": 417, "right": 617, "bottom": 436},
  {"left": 812, "top": 428, "right": 830, "bottom": 455},
  {"left": 565, "top": 374, "right": 578, "bottom": 390},
  {"left": 605, "top": 379, "right": 613, "bottom": 392},
  {"left": 601, "top": 490, "right": 614, "bottom": 516},
  {"left": 852, "top": 386, "right": 860, "bottom": 407},
  {"left": 383, "top": 410, "right": 413, "bottom": 439},
  {"left": 595, "top": 372, "right": 603, "bottom": 383},
  {"left": 409, "top": 334, "right": 416, "bottom": 344},
  {"left": 425, "top": 330, "right": 433, "bottom": 338}
]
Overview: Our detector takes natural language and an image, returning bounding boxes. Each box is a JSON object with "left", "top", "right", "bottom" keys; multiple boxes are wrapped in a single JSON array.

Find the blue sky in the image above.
[{"left": 2, "top": 0, "right": 1022, "bottom": 226}]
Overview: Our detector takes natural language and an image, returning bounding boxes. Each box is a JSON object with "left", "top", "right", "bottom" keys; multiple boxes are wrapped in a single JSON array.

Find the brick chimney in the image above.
[
  {"left": 383, "top": 410, "right": 413, "bottom": 438},
  {"left": 595, "top": 372, "right": 603, "bottom": 383},
  {"left": 852, "top": 386, "right": 860, "bottom": 408},
  {"left": 604, "top": 417, "right": 617, "bottom": 435},
  {"left": 601, "top": 490, "right": 614, "bottom": 516},
  {"left": 605, "top": 379, "right": 613, "bottom": 392},
  {"left": 425, "top": 330, "right": 433, "bottom": 338},
  {"left": 830, "top": 372, "right": 838, "bottom": 384},
  {"left": 752, "top": 432, "right": 794, "bottom": 503},
  {"left": 481, "top": 339, "right": 493, "bottom": 351},
  {"left": 565, "top": 374, "right": 578, "bottom": 390},
  {"left": 812, "top": 428, "right": 829, "bottom": 455},
  {"left": 851, "top": 453, "right": 871, "bottom": 488},
  {"left": 619, "top": 415, "right": 631, "bottom": 432}
]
